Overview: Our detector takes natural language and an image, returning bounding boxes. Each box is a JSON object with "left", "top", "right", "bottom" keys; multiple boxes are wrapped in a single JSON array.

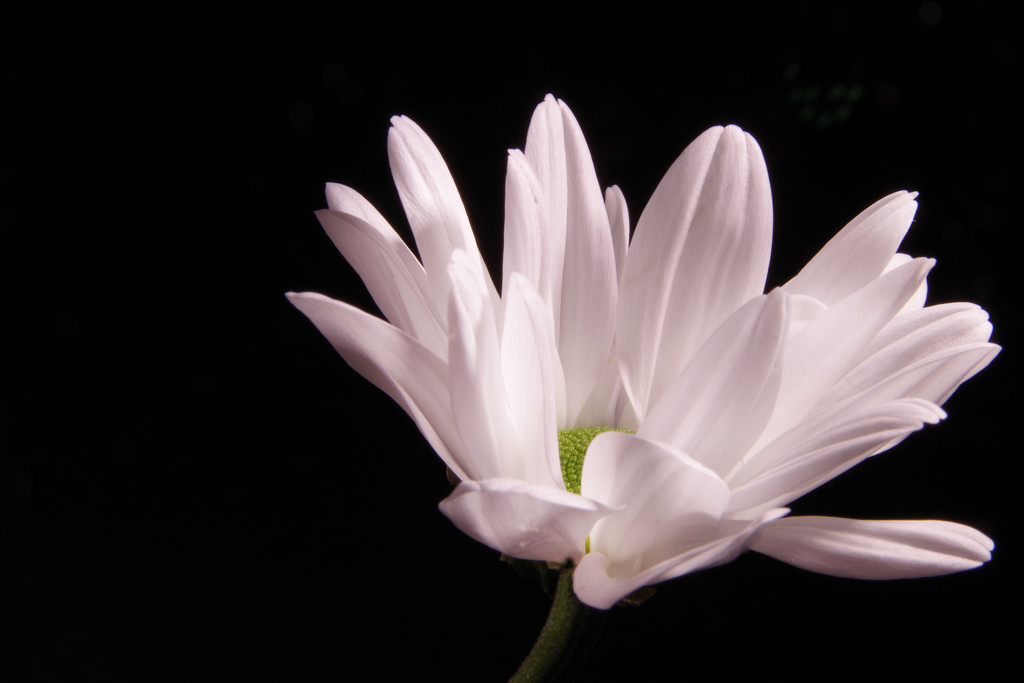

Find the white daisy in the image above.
[{"left": 288, "top": 96, "right": 998, "bottom": 610}]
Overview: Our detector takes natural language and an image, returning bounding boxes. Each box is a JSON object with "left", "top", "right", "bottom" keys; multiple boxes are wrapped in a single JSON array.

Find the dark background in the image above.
[{"left": 5, "top": 1, "right": 1018, "bottom": 680}]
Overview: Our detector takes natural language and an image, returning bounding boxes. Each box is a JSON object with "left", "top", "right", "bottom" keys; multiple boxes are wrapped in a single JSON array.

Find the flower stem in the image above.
[{"left": 509, "top": 566, "right": 600, "bottom": 682}]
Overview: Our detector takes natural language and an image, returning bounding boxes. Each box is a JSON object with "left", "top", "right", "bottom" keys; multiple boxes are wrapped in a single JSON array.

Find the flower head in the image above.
[{"left": 289, "top": 95, "right": 998, "bottom": 609}]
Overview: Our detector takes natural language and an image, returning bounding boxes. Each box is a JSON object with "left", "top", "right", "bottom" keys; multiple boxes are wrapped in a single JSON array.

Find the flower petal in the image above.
[
  {"left": 447, "top": 253, "right": 518, "bottom": 481},
  {"left": 823, "top": 302, "right": 999, "bottom": 408},
  {"left": 501, "top": 273, "right": 566, "bottom": 488},
  {"left": 324, "top": 182, "right": 393, "bottom": 232},
  {"left": 438, "top": 478, "right": 615, "bottom": 563},
  {"left": 524, "top": 94, "right": 568, "bottom": 330},
  {"left": 286, "top": 291, "right": 467, "bottom": 480},
  {"left": 575, "top": 508, "right": 786, "bottom": 610},
  {"left": 315, "top": 208, "right": 446, "bottom": 355},
  {"left": 500, "top": 150, "right": 548, "bottom": 302},
  {"left": 556, "top": 99, "right": 618, "bottom": 425},
  {"left": 572, "top": 348, "right": 628, "bottom": 429},
  {"left": 760, "top": 257, "right": 934, "bottom": 447},
  {"left": 605, "top": 185, "right": 629, "bottom": 281},
  {"left": 388, "top": 115, "right": 498, "bottom": 313},
  {"left": 784, "top": 191, "right": 918, "bottom": 305},
  {"left": 751, "top": 516, "right": 994, "bottom": 579},
  {"left": 581, "top": 433, "right": 730, "bottom": 577},
  {"left": 639, "top": 290, "right": 786, "bottom": 477},
  {"left": 618, "top": 125, "right": 773, "bottom": 417},
  {"left": 885, "top": 253, "right": 929, "bottom": 312},
  {"left": 727, "top": 398, "right": 945, "bottom": 513}
]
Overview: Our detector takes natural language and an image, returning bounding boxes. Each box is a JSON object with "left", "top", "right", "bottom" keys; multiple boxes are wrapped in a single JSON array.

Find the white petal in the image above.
[
  {"left": 500, "top": 150, "right": 548, "bottom": 303},
  {"left": 761, "top": 257, "right": 934, "bottom": 446},
  {"left": 286, "top": 292, "right": 468, "bottom": 480},
  {"left": 751, "top": 516, "right": 994, "bottom": 579},
  {"left": 820, "top": 303, "right": 1000, "bottom": 409},
  {"left": 605, "top": 185, "right": 629, "bottom": 281},
  {"left": 581, "top": 433, "right": 730, "bottom": 575},
  {"left": 524, "top": 94, "right": 568, "bottom": 332},
  {"left": 438, "top": 478, "right": 615, "bottom": 563},
  {"left": 783, "top": 292, "right": 829, "bottom": 339},
  {"left": 822, "top": 319, "right": 999, "bottom": 413},
  {"left": 447, "top": 255, "right": 518, "bottom": 480},
  {"left": 833, "top": 302, "right": 995, "bottom": 395},
  {"left": 501, "top": 274, "right": 565, "bottom": 488},
  {"left": 575, "top": 508, "right": 785, "bottom": 610},
  {"left": 639, "top": 291, "right": 786, "bottom": 477},
  {"left": 618, "top": 125, "right": 773, "bottom": 418},
  {"left": 324, "top": 182, "right": 393, "bottom": 232},
  {"left": 388, "top": 115, "right": 497, "bottom": 313},
  {"left": 857, "top": 343, "right": 999, "bottom": 410},
  {"left": 874, "top": 302, "right": 993, "bottom": 353},
  {"left": 885, "top": 253, "right": 928, "bottom": 312},
  {"left": 315, "top": 209, "right": 446, "bottom": 356},
  {"left": 784, "top": 191, "right": 918, "bottom": 305},
  {"left": 727, "top": 398, "right": 945, "bottom": 513},
  {"left": 572, "top": 348, "right": 626, "bottom": 429},
  {"left": 556, "top": 99, "right": 618, "bottom": 425}
]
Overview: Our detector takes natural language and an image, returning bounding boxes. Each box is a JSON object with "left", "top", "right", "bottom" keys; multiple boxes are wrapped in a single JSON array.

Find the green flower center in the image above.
[{"left": 558, "top": 426, "right": 634, "bottom": 494}]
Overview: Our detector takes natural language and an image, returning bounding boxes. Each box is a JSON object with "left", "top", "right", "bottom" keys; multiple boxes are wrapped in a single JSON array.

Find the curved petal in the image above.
[
  {"left": 618, "top": 125, "right": 773, "bottom": 418},
  {"left": 727, "top": 398, "right": 945, "bottom": 513},
  {"left": 500, "top": 150, "right": 548, "bottom": 302},
  {"left": 605, "top": 185, "right": 629, "bottom": 281},
  {"left": 639, "top": 290, "right": 786, "bottom": 477},
  {"left": 885, "top": 253, "right": 929, "bottom": 312},
  {"left": 822, "top": 302, "right": 999, "bottom": 408},
  {"left": 760, "top": 257, "right": 934, "bottom": 447},
  {"left": 556, "top": 99, "right": 618, "bottom": 425},
  {"left": 438, "top": 478, "right": 616, "bottom": 563},
  {"left": 871, "top": 302, "right": 993, "bottom": 357},
  {"left": 575, "top": 507, "right": 787, "bottom": 610},
  {"left": 448, "top": 253, "right": 518, "bottom": 481},
  {"left": 501, "top": 274, "right": 565, "bottom": 488},
  {"left": 784, "top": 191, "right": 918, "bottom": 305},
  {"left": 574, "top": 528, "right": 748, "bottom": 610},
  {"left": 751, "top": 516, "right": 994, "bottom": 579},
  {"left": 388, "top": 115, "right": 498, "bottom": 313},
  {"left": 783, "top": 292, "right": 829, "bottom": 339},
  {"left": 315, "top": 208, "right": 446, "bottom": 355},
  {"left": 324, "top": 182, "right": 393, "bottom": 232},
  {"left": 825, "top": 344, "right": 999, "bottom": 418},
  {"left": 581, "top": 433, "right": 730, "bottom": 579},
  {"left": 286, "top": 291, "right": 467, "bottom": 480},
  {"left": 572, "top": 347, "right": 627, "bottom": 430},
  {"left": 524, "top": 94, "right": 568, "bottom": 331}
]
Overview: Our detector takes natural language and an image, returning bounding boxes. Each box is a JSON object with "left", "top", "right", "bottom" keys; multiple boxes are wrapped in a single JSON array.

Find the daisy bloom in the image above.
[{"left": 288, "top": 96, "right": 998, "bottom": 615}]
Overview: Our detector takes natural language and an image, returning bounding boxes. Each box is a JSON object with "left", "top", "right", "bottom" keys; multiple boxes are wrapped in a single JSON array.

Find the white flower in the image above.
[{"left": 289, "top": 95, "right": 998, "bottom": 610}]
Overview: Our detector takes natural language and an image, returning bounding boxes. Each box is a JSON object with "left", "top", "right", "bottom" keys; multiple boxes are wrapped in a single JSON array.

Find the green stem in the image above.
[{"left": 509, "top": 566, "right": 597, "bottom": 683}]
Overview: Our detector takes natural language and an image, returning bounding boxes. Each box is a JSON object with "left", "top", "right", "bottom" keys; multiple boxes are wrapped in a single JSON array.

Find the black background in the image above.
[{"left": 5, "top": 1, "right": 1018, "bottom": 680}]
